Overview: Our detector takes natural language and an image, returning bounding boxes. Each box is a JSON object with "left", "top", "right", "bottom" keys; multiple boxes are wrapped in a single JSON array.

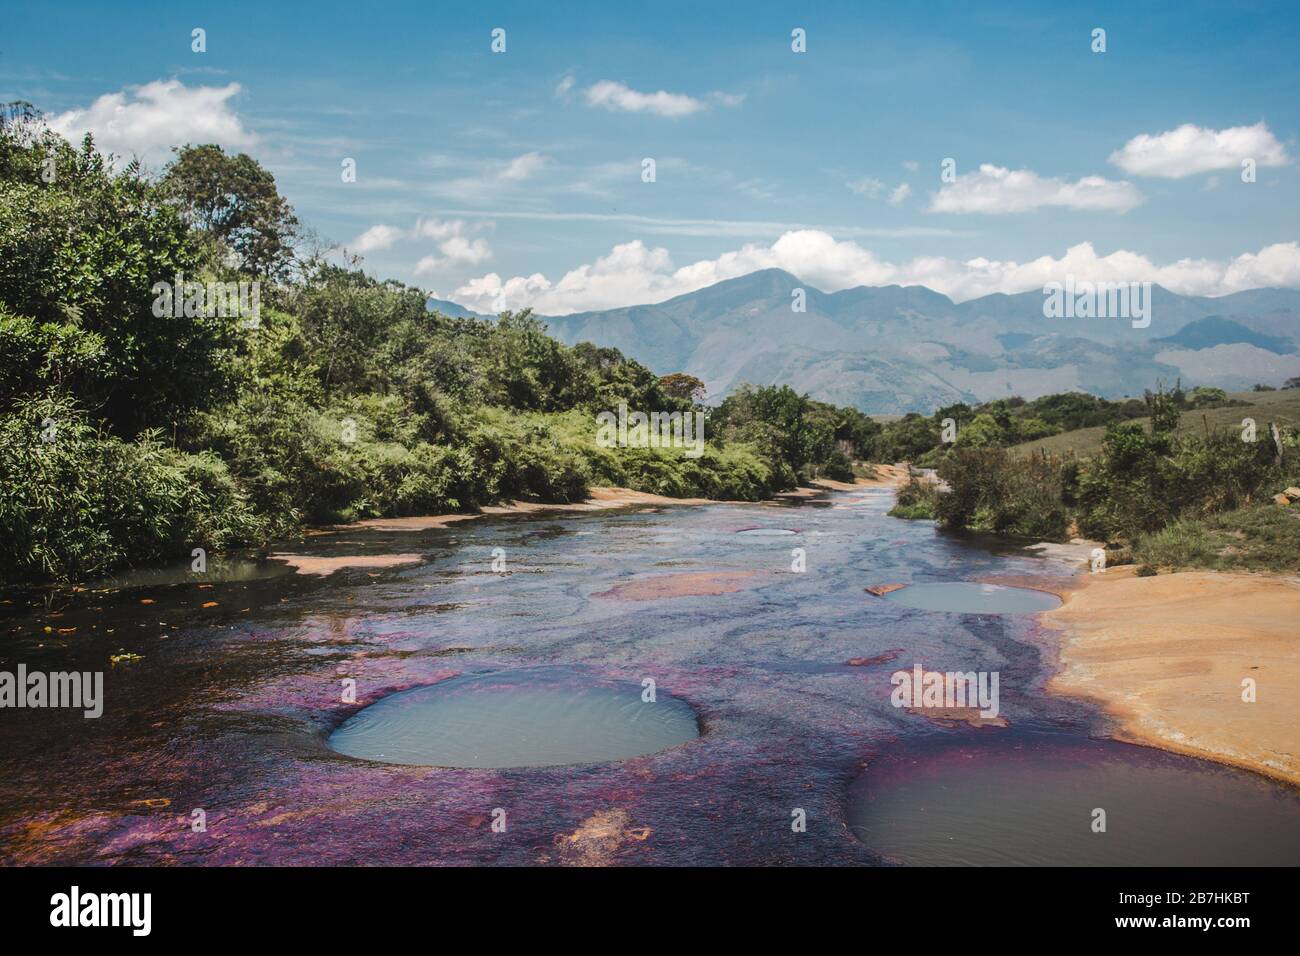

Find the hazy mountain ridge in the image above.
[{"left": 433, "top": 270, "right": 1300, "bottom": 413}]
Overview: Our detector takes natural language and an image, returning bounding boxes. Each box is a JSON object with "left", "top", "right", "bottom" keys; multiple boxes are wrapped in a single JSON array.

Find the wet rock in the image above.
[
  {"left": 553, "top": 809, "right": 651, "bottom": 866},
  {"left": 864, "top": 583, "right": 907, "bottom": 597}
]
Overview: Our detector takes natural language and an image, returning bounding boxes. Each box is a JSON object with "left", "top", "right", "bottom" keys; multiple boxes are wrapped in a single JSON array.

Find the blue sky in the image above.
[{"left": 4, "top": 0, "right": 1299, "bottom": 312}]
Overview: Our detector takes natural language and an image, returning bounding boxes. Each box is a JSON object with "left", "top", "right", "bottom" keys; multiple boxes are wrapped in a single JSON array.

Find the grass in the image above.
[
  {"left": 1132, "top": 502, "right": 1300, "bottom": 571},
  {"left": 1012, "top": 389, "right": 1300, "bottom": 458}
]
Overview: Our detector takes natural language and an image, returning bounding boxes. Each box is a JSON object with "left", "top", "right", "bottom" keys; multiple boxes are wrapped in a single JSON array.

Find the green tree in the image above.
[
  {"left": 160, "top": 144, "right": 299, "bottom": 279},
  {"left": 0, "top": 125, "right": 233, "bottom": 434}
]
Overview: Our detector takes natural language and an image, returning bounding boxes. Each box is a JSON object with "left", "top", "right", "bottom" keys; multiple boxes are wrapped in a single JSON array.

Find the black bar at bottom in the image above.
[{"left": 0, "top": 866, "right": 1286, "bottom": 941}]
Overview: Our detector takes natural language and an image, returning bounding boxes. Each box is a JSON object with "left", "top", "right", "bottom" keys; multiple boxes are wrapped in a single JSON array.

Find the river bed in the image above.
[{"left": 1, "top": 485, "right": 1296, "bottom": 865}]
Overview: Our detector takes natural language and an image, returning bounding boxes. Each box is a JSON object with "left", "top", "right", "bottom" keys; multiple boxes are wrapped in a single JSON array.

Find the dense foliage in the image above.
[
  {"left": 926, "top": 387, "right": 1297, "bottom": 566},
  {"left": 869, "top": 383, "right": 1241, "bottom": 466},
  {"left": 0, "top": 116, "right": 864, "bottom": 585}
]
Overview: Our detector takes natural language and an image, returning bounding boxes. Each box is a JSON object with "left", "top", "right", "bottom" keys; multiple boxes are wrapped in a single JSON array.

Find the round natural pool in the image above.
[
  {"left": 846, "top": 735, "right": 1300, "bottom": 866},
  {"left": 327, "top": 668, "right": 700, "bottom": 768}
]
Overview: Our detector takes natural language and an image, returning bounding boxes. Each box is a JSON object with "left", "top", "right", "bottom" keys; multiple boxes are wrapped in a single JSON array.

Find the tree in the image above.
[
  {"left": 160, "top": 144, "right": 298, "bottom": 278},
  {"left": 0, "top": 124, "right": 233, "bottom": 434},
  {"left": 659, "top": 372, "right": 706, "bottom": 402}
]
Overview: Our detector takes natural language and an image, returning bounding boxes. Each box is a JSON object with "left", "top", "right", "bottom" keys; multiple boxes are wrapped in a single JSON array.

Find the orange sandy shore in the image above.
[{"left": 1041, "top": 567, "right": 1300, "bottom": 787}]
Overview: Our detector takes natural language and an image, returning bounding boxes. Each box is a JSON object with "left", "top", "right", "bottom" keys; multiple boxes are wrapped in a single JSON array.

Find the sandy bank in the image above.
[
  {"left": 323, "top": 470, "right": 906, "bottom": 534},
  {"left": 267, "top": 553, "right": 425, "bottom": 576},
  {"left": 333, "top": 487, "right": 717, "bottom": 533},
  {"left": 274, "top": 471, "right": 904, "bottom": 577},
  {"left": 1042, "top": 568, "right": 1300, "bottom": 786}
]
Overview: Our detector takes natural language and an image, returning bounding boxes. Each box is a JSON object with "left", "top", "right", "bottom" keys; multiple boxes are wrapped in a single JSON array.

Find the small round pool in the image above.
[{"left": 327, "top": 668, "right": 700, "bottom": 768}]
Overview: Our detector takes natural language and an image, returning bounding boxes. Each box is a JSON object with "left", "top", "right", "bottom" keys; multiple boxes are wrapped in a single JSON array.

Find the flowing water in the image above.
[{"left": 1, "top": 485, "right": 1296, "bottom": 865}]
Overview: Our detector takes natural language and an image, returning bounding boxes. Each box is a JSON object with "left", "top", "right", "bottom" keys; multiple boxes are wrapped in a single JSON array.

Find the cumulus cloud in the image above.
[
  {"left": 47, "top": 79, "right": 256, "bottom": 165},
  {"left": 351, "top": 224, "right": 405, "bottom": 253},
  {"left": 1109, "top": 122, "right": 1291, "bottom": 178},
  {"left": 449, "top": 231, "right": 1300, "bottom": 314},
  {"left": 929, "top": 164, "right": 1143, "bottom": 214},
  {"left": 500, "top": 151, "right": 545, "bottom": 181},
  {"left": 888, "top": 184, "right": 912, "bottom": 206},
  {"left": 554, "top": 75, "right": 575, "bottom": 98},
  {"left": 584, "top": 80, "right": 707, "bottom": 118},
  {"left": 415, "top": 235, "right": 493, "bottom": 273},
  {"left": 349, "top": 217, "right": 492, "bottom": 269}
]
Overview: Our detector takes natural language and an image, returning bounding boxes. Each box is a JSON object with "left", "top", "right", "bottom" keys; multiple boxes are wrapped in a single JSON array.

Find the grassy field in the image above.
[
  {"left": 1013, "top": 389, "right": 1300, "bottom": 458},
  {"left": 1133, "top": 503, "right": 1300, "bottom": 571}
]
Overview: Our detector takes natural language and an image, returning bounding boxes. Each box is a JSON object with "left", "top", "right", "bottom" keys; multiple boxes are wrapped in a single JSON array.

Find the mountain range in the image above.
[{"left": 429, "top": 270, "right": 1300, "bottom": 414}]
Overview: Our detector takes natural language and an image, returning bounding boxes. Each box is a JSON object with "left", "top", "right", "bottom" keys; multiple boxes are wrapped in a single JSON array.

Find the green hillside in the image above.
[{"left": 1012, "top": 388, "right": 1300, "bottom": 458}]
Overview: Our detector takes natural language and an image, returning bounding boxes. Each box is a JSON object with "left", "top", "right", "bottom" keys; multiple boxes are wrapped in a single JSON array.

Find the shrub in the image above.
[
  {"left": 935, "top": 447, "right": 1070, "bottom": 540},
  {"left": 889, "top": 472, "right": 942, "bottom": 520},
  {"left": 0, "top": 394, "right": 267, "bottom": 583}
]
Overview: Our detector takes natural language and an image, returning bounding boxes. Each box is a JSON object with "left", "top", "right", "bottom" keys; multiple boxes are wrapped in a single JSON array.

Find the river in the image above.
[{"left": 2, "top": 485, "right": 1297, "bottom": 865}]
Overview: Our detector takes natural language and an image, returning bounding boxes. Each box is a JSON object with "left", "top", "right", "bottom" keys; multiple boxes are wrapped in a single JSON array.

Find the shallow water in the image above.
[
  {"left": 328, "top": 667, "right": 699, "bottom": 768},
  {"left": 847, "top": 735, "right": 1300, "bottom": 866},
  {"left": 0, "top": 484, "right": 1295, "bottom": 866},
  {"left": 883, "top": 582, "right": 1061, "bottom": 614}
]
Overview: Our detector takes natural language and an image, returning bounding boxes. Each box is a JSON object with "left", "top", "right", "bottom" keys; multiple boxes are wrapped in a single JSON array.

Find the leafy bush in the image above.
[
  {"left": 0, "top": 394, "right": 267, "bottom": 583},
  {"left": 888, "top": 471, "right": 942, "bottom": 520},
  {"left": 1074, "top": 420, "right": 1283, "bottom": 541},
  {"left": 935, "top": 448, "right": 1070, "bottom": 540}
]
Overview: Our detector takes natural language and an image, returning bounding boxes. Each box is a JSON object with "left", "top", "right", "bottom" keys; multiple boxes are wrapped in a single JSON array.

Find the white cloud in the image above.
[
  {"left": 47, "top": 79, "right": 256, "bottom": 165},
  {"left": 929, "top": 164, "right": 1143, "bottom": 214},
  {"left": 584, "top": 80, "right": 706, "bottom": 118},
  {"left": 351, "top": 224, "right": 404, "bottom": 253},
  {"left": 554, "top": 75, "right": 575, "bottom": 98},
  {"left": 349, "top": 218, "right": 492, "bottom": 268},
  {"left": 415, "top": 235, "right": 493, "bottom": 273},
  {"left": 449, "top": 232, "right": 1300, "bottom": 314},
  {"left": 1109, "top": 122, "right": 1291, "bottom": 178},
  {"left": 888, "top": 183, "right": 912, "bottom": 206},
  {"left": 413, "top": 217, "right": 469, "bottom": 240},
  {"left": 500, "top": 151, "right": 545, "bottom": 181},
  {"left": 902, "top": 160, "right": 920, "bottom": 172}
]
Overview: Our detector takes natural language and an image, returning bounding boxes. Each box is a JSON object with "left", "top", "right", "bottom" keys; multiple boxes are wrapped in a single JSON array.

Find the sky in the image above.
[{"left": 4, "top": 0, "right": 1300, "bottom": 314}]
